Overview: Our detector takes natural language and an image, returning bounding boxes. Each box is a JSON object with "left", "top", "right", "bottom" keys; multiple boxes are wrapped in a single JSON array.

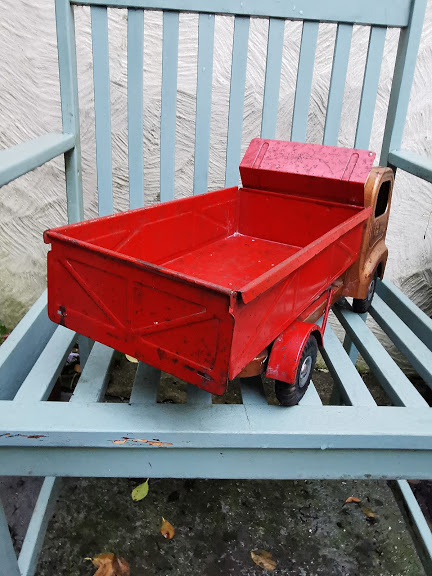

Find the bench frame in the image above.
[{"left": 1, "top": 1, "right": 432, "bottom": 574}]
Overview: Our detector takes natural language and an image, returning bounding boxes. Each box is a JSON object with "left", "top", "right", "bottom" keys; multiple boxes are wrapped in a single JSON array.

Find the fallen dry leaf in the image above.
[
  {"left": 251, "top": 550, "right": 277, "bottom": 571},
  {"left": 125, "top": 354, "right": 138, "bottom": 363},
  {"left": 345, "top": 496, "right": 361, "bottom": 504},
  {"left": 361, "top": 505, "right": 376, "bottom": 519},
  {"left": 160, "top": 517, "right": 175, "bottom": 539},
  {"left": 74, "top": 364, "right": 82, "bottom": 374},
  {"left": 88, "top": 553, "right": 130, "bottom": 576},
  {"left": 132, "top": 479, "right": 149, "bottom": 501}
]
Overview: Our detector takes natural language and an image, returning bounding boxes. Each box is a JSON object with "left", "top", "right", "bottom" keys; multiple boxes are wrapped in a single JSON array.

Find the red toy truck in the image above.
[{"left": 44, "top": 139, "right": 393, "bottom": 406}]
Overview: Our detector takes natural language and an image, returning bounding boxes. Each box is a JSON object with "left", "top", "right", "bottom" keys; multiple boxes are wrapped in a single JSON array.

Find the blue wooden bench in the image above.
[{"left": 1, "top": 0, "right": 432, "bottom": 574}]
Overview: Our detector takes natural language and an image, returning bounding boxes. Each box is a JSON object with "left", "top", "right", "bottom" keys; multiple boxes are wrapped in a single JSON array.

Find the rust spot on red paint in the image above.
[
  {"left": 197, "top": 371, "right": 212, "bottom": 381},
  {"left": 156, "top": 348, "right": 165, "bottom": 360},
  {"left": 57, "top": 305, "right": 67, "bottom": 326}
]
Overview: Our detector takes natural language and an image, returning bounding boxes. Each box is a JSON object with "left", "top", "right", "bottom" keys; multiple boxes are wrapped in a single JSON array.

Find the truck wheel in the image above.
[
  {"left": 275, "top": 335, "right": 318, "bottom": 407},
  {"left": 352, "top": 272, "right": 377, "bottom": 314}
]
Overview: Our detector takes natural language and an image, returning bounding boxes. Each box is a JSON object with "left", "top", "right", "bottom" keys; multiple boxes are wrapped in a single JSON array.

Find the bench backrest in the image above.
[{"left": 54, "top": 0, "right": 427, "bottom": 222}]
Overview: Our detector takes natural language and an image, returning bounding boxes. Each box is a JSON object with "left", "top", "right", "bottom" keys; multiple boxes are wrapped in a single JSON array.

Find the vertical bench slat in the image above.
[
  {"left": 323, "top": 324, "right": 376, "bottom": 406},
  {"left": 354, "top": 26, "right": 386, "bottom": 149},
  {"left": 323, "top": 23, "right": 353, "bottom": 146},
  {"left": 13, "top": 326, "right": 77, "bottom": 402},
  {"left": 71, "top": 342, "right": 115, "bottom": 402},
  {"left": 225, "top": 15, "right": 250, "bottom": 187},
  {"left": 127, "top": 8, "right": 145, "bottom": 208},
  {"left": 160, "top": 10, "right": 179, "bottom": 202},
  {"left": 240, "top": 378, "right": 268, "bottom": 405},
  {"left": 261, "top": 17, "right": 285, "bottom": 139},
  {"left": 0, "top": 497, "right": 21, "bottom": 576},
  {"left": 380, "top": 0, "right": 427, "bottom": 164},
  {"left": 342, "top": 310, "right": 367, "bottom": 364},
  {"left": 343, "top": 335, "right": 360, "bottom": 364},
  {"left": 299, "top": 382, "right": 322, "bottom": 406},
  {"left": 187, "top": 383, "right": 213, "bottom": 404},
  {"left": 377, "top": 279, "right": 432, "bottom": 350},
  {"left": 91, "top": 6, "right": 114, "bottom": 215},
  {"left": 334, "top": 306, "right": 428, "bottom": 407},
  {"left": 77, "top": 334, "right": 94, "bottom": 369},
  {"left": 193, "top": 13, "right": 215, "bottom": 195},
  {"left": 55, "top": 0, "right": 84, "bottom": 223},
  {"left": 130, "top": 362, "right": 161, "bottom": 403},
  {"left": 370, "top": 294, "right": 432, "bottom": 385},
  {"left": 0, "top": 292, "right": 56, "bottom": 401},
  {"left": 291, "top": 20, "right": 319, "bottom": 143}
]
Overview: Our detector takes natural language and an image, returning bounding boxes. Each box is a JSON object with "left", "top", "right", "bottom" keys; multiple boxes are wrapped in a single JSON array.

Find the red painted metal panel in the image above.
[
  {"left": 237, "top": 189, "right": 370, "bottom": 303},
  {"left": 46, "top": 241, "right": 235, "bottom": 394},
  {"left": 240, "top": 138, "right": 376, "bottom": 206},
  {"left": 228, "top": 218, "right": 366, "bottom": 377}
]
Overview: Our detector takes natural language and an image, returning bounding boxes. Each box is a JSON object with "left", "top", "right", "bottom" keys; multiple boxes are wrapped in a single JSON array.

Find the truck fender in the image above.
[
  {"left": 357, "top": 246, "right": 388, "bottom": 299},
  {"left": 266, "top": 321, "right": 322, "bottom": 385}
]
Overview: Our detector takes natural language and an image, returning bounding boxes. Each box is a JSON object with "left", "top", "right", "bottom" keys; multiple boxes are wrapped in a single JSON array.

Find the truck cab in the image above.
[{"left": 343, "top": 166, "right": 394, "bottom": 311}]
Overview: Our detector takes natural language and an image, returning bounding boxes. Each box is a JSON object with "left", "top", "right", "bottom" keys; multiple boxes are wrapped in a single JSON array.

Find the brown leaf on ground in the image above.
[
  {"left": 74, "top": 364, "right": 82, "bottom": 374},
  {"left": 251, "top": 550, "right": 277, "bottom": 571},
  {"left": 160, "top": 517, "right": 175, "bottom": 539},
  {"left": 361, "top": 505, "right": 376, "bottom": 519},
  {"left": 89, "top": 553, "right": 130, "bottom": 576},
  {"left": 345, "top": 496, "right": 361, "bottom": 504}
]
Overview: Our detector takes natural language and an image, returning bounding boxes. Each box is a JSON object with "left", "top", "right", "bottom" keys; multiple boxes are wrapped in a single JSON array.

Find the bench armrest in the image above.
[
  {"left": 389, "top": 149, "right": 432, "bottom": 184},
  {"left": 0, "top": 132, "right": 75, "bottom": 187}
]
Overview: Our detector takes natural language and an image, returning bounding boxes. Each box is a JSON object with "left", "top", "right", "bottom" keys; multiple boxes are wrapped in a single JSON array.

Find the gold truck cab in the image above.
[{"left": 343, "top": 166, "right": 394, "bottom": 312}]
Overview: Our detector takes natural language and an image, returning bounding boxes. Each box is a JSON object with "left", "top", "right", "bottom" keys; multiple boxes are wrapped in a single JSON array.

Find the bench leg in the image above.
[
  {"left": 389, "top": 480, "right": 432, "bottom": 575},
  {"left": 18, "top": 477, "right": 62, "bottom": 576},
  {"left": 0, "top": 495, "right": 21, "bottom": 576}
]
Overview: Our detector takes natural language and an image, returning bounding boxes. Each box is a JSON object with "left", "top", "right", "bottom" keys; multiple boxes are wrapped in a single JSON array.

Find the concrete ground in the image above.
[
  {"left": 37, "top": 477, "right": 427, "bottom": 576},
  {"left": 2, "top": 474, "right": 426, "bottom": 576},
  {"left": 2, "top": 360, "right": 431, "bottom": 575}
]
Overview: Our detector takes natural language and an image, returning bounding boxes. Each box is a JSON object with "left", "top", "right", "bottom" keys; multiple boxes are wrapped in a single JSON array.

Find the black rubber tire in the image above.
[
  {"left": 352, "top": 272, "right": 377, "bottom": 314},
  {"left": 275, "top": 335, "right": 318, "bottom": 407}
]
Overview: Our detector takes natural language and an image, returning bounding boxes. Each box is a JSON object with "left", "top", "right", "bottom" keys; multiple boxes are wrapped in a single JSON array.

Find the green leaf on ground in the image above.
[{"left": 132, "top": 479, "right": 150, "bottom": 501}]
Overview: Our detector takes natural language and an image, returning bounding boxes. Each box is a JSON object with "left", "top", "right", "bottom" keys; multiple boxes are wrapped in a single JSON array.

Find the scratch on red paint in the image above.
[{"left": 113, "top": 437, "right": 172, "bottom": 447}]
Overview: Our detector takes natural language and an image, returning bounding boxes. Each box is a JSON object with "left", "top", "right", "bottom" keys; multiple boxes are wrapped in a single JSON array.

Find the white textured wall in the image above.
[{"left": 0, "top": 1, "right": 432, "bottom": 330}]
